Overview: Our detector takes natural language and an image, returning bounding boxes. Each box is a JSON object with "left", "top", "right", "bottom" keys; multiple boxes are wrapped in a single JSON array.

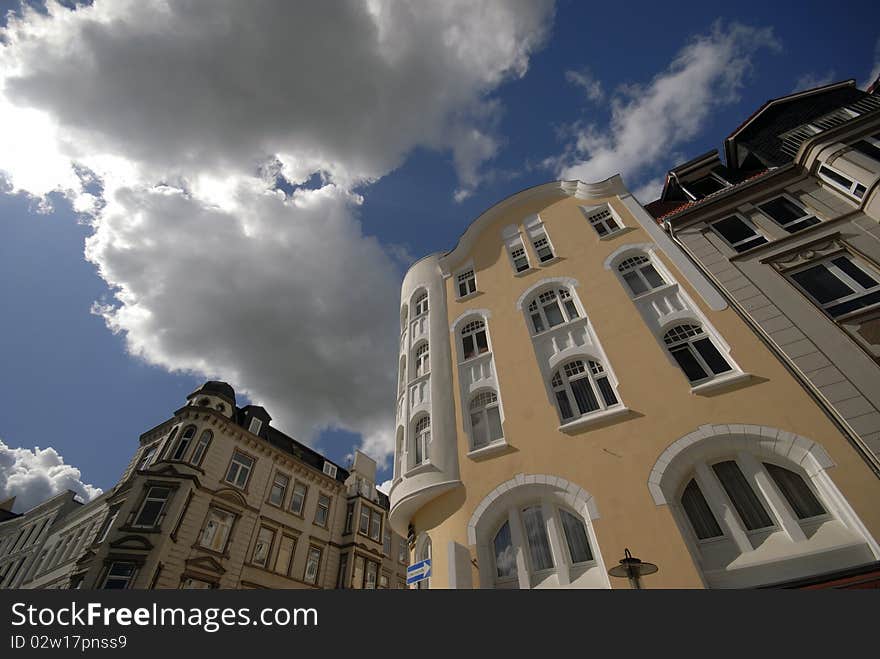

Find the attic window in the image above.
[
  {"left": 248, "top": 418, "right": 263, "bottom": 435},
  {"left": 684, "top": 175, "right": 727, "bottom": 199},
  {"left": 323, "top": 462, "right": 338, "bottom": 478}
]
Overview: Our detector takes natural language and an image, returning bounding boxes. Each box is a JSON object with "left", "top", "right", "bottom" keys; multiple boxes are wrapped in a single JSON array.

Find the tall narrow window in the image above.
[
  {"left": 758, "top": 197, "right": 820, "bottom": 233},
  {"left": 344, "top": 502, "right": 355, "bottom": 535},
  {"left": 493, "top": 521, "right": 516, "bottom": 580},
  {"left": 680, "top": 479, "right": 723, "bottom": 540},
  {"left": 521, "top": 506, "right": 554, "bottom": 571},
  {"left": 414, "top": 343, "right": 429, "bottom": 377},
  {"left": 225, "top": 451, "right": 255, "bottom": 489},
  {"left": 199, "top": 508, "right": 235, "bottom": 552},
  {"left": 469, "top": 390, "right": 503, "bottom": 449},
  {"left": 527, "top": 288, "right": 579, "bottom": 334},
  {"left": 789, "top": 255, "right": 880, "bottom": 318},
  {"left": 189, "top": 430, "right": 212, "bottom": 466},
  {"left": 289, "top": 482, "right": 308, "bottom": 516},
  {"left": 248, "top": 417, "right": 263, "bottom": 435},
  {"left": 618, "top": 255, "right": 666, "bottom": 296},
  {"left": 275, "top": 535, "right": 296, "bottom": 577},
  {"left": 398, "top": 357, "right": 406, "bottom": 395},
  {"left": 763, "top": 463, "right": 826, "bottom": 520},
  {"left": 133, "top": 486, "right": 171, "bottom": 528},
  {"left": 268, "top": 472, "right": 289, "bottom": 507},
  {"left": 96, "top": 506, "right": 120, "bottom": 544},
  {"left": 337, "top": 553, "right": 349, "bottom": 588},
  {"left": 551, "top": 359, "right": 618, "bottom": 422},
  {"left": 364, "top": 560, "right": 378, "bottom": 589},
  {"left": 304, "top": 546, "right": 322, "bottom": 585},
  {"left": 414, "top": 416, "right": 430, "bottom": 465},
  {"left": 583, "top": 206, "right": 622, "bottom": 237},
  {"left": 663, "top": 324, "right": 732, "bottom": 384},
  {"left": 369, "top": 509, "right": 382, "bottom": 541},
  {"left": 383, "top": 527, "right": 392, "bottom": 556},
  {"left": 315, "top": 493, "right": 331, "bottom": 527},
  {"left": 460, "top": 319, "right": 489, "bottom": 360},
  {"left": 359, "top": 503, "right": 370, "bottom": 535},
  {"left": 559, "top": 509, "right": 593, "bottom": 564},
  {"left": 532, "top": 234, "right": 555, "bottom": 263},
  {"left": 252, "top": 526, "right": 275, "bottom": 567},
  {"left": 712, "top": 461, "right": 774, "bottom": 531},
  {"left": 710, "top": 215, "right": 768, "bottom": 252},
  {"left": 170, "top": 425, "right": 196, "bottom": 461},
  {"left": 413, "top": 293, "right": 428, "bottom": 317},
  {"left": 137, "top": 445, "right": 158, "bottom": 471},
  {"left": 457, "top": 269, "right": 476, "bottom": 297},
  {"left": 510, "top": 243, "right": 530, "bottom": 272}
]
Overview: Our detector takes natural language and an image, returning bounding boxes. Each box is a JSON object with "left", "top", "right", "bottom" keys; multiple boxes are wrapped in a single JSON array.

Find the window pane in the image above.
[
  {"left": 475, "top": 330, "right": 489, "bottom": 354},
  {"left": 670, "top": 345, "right": 709, "bottom": 382},
  {"left": 493, "top": 521, "right": 516, "bottom": 579},
  {"left": 791, "top": 264, "right": 854, "bottom": 304},
  {"left": 570, "top": 377, "right": 599, "bottom": 415},
  {"left": 544, "top": 302, "right": 565, "bottom": 327},
  {"left": 759, "top": 197, "right": 804, "bottom": 225},
  {"left": 596, "top": 376, "right": 618, "bottom": 407},
  {"left": 555, "top": 390, "right": 574, "bottom": 420},
  {"left": 764, "top": 463, "right": 826, "bottom": 520},
  {"left": 623, "top": 271, "right": 648, "bottom": 295},
  {"left": 851, "top": 139, "right": 880, "bottom": 163},
  {"left": 832, "top": 257, "right": 878, "bottom": 290},
  {"left": 531, "top": 313, "right": 545, "bottom": 333},
  {"left": 252, "top": 527, "right": 274, "bottom": 566},
  {"left": 521, "top": 507, "right": 554, "bottom": 571},
  {"left": 290, "top": 483, "right": 306, "bottom": 515},
  {"left": 487, "top": 406, "right": 504, "bottom": 443},
  {"left": 712, "top": 461, "right": 774, "bottom": 531},
  {"left": 470, "top": 411, "right": 488, "bottom": 449},
  {"left": 563, "top": 300, "right": 579, "bottom": 320},
  {"left": 560, "top": 510, "right": 593, "bottom": 564},
  {"left": 462, "top": 335, "right": 475, "bottom": 359},
  {"left": 681, "top": 479, "right": 723, "bottom": 539},
  {"left": 692, "top": 338, "right": 732, "bottom": 375},
  {"left": 641, "top": 264, "right": 665, "bottom": 289},
  {"left": 275, "top": 536, "right": 295, "bottom": 576},
  {"left": 713, "top": 216, "right": 757, "bottom": 244}
]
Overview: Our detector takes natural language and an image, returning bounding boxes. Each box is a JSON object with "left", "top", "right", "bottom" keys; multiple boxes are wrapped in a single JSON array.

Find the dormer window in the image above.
[
  {"left": 248, "top": 418, "right": 262, "bottom": 435},
  {"left": 683, "top": 174, "right": 728, "bottom": 199}
]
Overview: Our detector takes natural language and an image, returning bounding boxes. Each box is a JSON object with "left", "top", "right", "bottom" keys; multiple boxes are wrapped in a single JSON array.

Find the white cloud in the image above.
[
  {"left": 632, "top": 176, "right": 666, "bottom": 204},
  {"left": 0, "top": 439, "right": 102, "bottom": 513},
  {"left": 553, "top": 22, "right": 780, "bottom": 190},
  {"left": 0, "top": 1, "right": 553, "bottom": 466},
  {"left": 565, "top": 68, "right": 604, "bottom": 102},
  {"left": 792, "top": 71, "right": 835, "bottom": 93},
  {"left": 377, "top": 479, "right": 393, "bottom": 496}
]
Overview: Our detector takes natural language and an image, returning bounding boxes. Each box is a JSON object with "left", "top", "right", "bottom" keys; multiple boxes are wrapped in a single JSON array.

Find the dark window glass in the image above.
[
  {"left": 544, "top": 302, "right": 564, "bottom": 327},
  {"left": 642, "top": 264, "right": 665, "bottom": 288},
  {"left": 623, "top": 271, "right": 647, "bottom": 295},
  {"left": 832, "top": 257, "right": 878, "bottom": 289},
  {"left": 475, "top": 330, "right": 489, "bottom": 353},
  {"left": 531, "top": 313, "right": 545, "bottom": 333},
  {"left": 791, "top": 264, "right": 854, "bottom": 304},
  {"left": 686, "top": 176, "right": 726, "bottom": 198},
  {"left": 851, "top": 139, "right": 880, "bottom": 163},
  {"left": 596, "top": 376, "right": 617, "bottom": 407},
  {"left": 462, "top": 335, "right": 475, "bottom": 360},
  {"left": 712, "top": 461, "right": 774, "bottom": 531},
  {"left": 764, "top": 463, "right": 826, "bottom": 520},
  {"left": 712, "top": 216, "right": 767, "bottom": 252},
  {"left": 569, "top": 377, "right": 599, "bottom": 415},
  {"left": 693, "top": 338, "right": 732, "bottom": 375},
  {"left": 559, "top": 510, "right": 593, "bottom": 563},
  {"left": 681, "top": 480, "right": 723, "bottom": 539},
  {"left": 669, "top": 345, "right": 708, "bottom": 382},
  {"left": 819, "top": 165, "right": 852, "bottom": 189},
  {"left": 555, "top": 390, "right": 574, "bottom": 420}
]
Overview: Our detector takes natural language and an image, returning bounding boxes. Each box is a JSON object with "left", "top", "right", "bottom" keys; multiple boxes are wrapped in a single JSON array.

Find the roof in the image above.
[
  {"left": 264, "top": 426, "right": 348, "bottom": 484},
  {"left": 649, "top": 169, "right": 772, "bottom": 223},
  {"left": 188, "top": 380, "right": 236, "bottom": 403}
]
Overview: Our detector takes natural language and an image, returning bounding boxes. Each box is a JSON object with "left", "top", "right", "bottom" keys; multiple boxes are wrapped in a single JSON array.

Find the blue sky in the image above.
[{"left": 0, "top": 0, "right": 878, "bottom": 510}]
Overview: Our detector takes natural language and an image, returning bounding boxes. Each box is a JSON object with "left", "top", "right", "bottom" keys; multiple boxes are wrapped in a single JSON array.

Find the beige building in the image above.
[
  {"left": 0, "top": 381, "right": 408, "bottom": 589},
  {"left": 388, "top": 175, "right": 880, "bottom": 589}
]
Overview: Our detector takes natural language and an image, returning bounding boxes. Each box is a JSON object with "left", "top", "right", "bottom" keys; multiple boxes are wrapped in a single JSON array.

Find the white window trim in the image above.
[
  {"left": 550, "top": 358, "right": 623, "bottom": 426},
  {"left": 413, "top": 341, "right": 430, "bottom": 378},
  {"left": 467, "top": 389, "right": 504, "bottom": 452},
  {"left": 580, "top": 203, "right": 624, "bottom": 238},
  {"left": 525, "top": 286, "right": 582, "bottom": 336},
  {"left": 412, "top": 290, "right": 429, "bottom": 318},
  {"left": 248, "top": 417, "right": 262, "bottom": 436},
  {"left": 132, "top": 486, "right": 172, "bottom": 529},
  {"left": 786, "top": 253, "right": 880, "bottom": 318},
  {"left": 756, "top": 192, "right": 822, "bottom": 233},
  {"left": 454, "top": 264, "right": 478, "bottom": 300},
  {"left": 615, "top": 252, "right": 669, "bottom": 297},
  {"left": 680, "top": 171, "right": 731, "bottom": 200},
  {"left": 661, "top": 322, "right": 739, "bottom": 387},
  {"left": 817, "top": 162, "right": 867, "bottom": 200},
  {"left": 411, "top": 415, "right": 430, "bottom": 468}
]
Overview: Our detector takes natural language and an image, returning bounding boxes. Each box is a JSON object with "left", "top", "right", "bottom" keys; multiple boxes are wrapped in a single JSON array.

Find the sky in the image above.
[{"left": 0, "top": 0, "right": 878, "bottom": 512}]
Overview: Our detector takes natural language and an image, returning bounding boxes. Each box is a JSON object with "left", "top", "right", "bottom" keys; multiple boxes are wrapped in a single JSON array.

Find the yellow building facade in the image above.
[{"left": 388, "top": 176, "right": 880, "bottom": 589}]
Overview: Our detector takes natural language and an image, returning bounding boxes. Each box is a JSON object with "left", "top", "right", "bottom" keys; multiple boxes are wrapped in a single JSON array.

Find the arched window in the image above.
[
  {"left": 663, "top": 324, "right": 732, "bottom": 384},
  {"left": 469, "top": 391, "right": 503, "bottom": 449},
  {"left": 169, "top": 425, "right": 196, "bottom": 461},
  {"left": 400, "top": 304, "right": 408, "bottom": 332},
  {"left": 413, "top": 415, "right": 430, "bottom": 466},
  {"left": 395, "top": 428, "right": 404, "bottom": 479},
  {"left": 493, "top": 521, "right": 516, "bottom": 583},
  {"left": 617, "top": 254, "right": 665, "bottom": 296},
  {"left": 398, "top": 356, "right": 406, "bottom": 395},
  {"left": 550, "top": 359, "right": 618, "bottom": 422},
  {"left": 527, "top": 288, "right": 579, "bottom": 334},
  {"left": 414, "top": 343, "right": 429, "bottom": 377},
  {"left": 461, "top": 319, "right": 489, "bottom": 360},
  {"left": 413, "top": 292, "right": 428, "bottom": 317}
]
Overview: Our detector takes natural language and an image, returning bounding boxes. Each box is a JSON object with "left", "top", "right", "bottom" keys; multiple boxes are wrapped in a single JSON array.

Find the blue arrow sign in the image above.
[{"left": 406, "top": 559, "right": 431, "bottom": 585}]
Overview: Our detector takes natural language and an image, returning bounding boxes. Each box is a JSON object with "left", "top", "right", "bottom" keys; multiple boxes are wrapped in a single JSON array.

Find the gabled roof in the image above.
[{"left": 649, "top": 169, "right": 772, "bottom": 223}]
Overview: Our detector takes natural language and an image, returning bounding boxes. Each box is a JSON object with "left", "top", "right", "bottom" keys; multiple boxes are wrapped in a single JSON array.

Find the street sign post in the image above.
[{"left": 406, "top": 559, "right": 431, "bottom": 586}]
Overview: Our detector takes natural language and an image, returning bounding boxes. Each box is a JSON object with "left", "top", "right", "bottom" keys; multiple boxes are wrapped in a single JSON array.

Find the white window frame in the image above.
[
  {"left": 199, "top": 507, "right": 235, "bottom": 553},
  {"left": 168, "top": 424, "right": 196, "bottom": 461},
  {"left": 460, "top": 318, "right": 489, "bottom": 361},
  {"left": 787, "top": 253, "right": 880, "bottom": 319},
  {"left": 817, "top": 163, "right": 867, "bottom": 200},
  {"left": 456, "top": 268, "right": 477, "bottom": 298},
  {"left": 251, "top": 526, "right": 275, "bottom": 567},
  {"left": 413, "top": 292, "right": 429, "bottom": 317},
  {"left": 314, "top": 493, "right": 331, "bottom": 527},
  {"left": 268, "top": 472, "right": 289, "bottom": 507},
  {"left": 248, "top": 417, "right": 263, "bottom": 436},
  {"left": 412, "top": 415, "right": 430, "bottom": 467},
  {"left": 616, "top": 254, "right": 667, "bottom": 297},
  {"left": 681, "top": 172, "right": 730, "bottom": 200},
  {"left": 468, "top": 390, "right": 504, "bottom": 450},
  {"left": 132, "top": 486, "right": 172, "bottom": 529},
  {"left": 508, "top": 240, "right": 531, "bottom": 273},
  {"left": 662, "top": 323, "right": 734, "bottom": 385},
  {"left": 289, "top": 481, "right": 308, "bottom": 516},
  {"left": 413, "top": 342, "right": 429, "bottom": 377},
  {"left": 550, "top": 359, "right": 620, "bottom": 423},
  {"left": 225, "top": 451, "right": 255, "bottom": 489},
  {"left": 756, "top": 194, "right": 821, "bottom": 234},
  {"left": 709, "top": 213, "right": 768, "bottom": 253},
  {"left": 101, "top": 562, "right": 137, "bottom": 589},
  {"left": 581, "top": 204, "right": 623, "bottom": 238},
  {"left": 137, "top": 444, "right": 159, "bottom": 471},
  {"left": 526, "top": 287, "right": 580, "bottom": 335}
]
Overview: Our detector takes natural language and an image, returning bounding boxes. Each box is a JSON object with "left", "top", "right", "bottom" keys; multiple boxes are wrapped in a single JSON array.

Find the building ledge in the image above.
[
  {"left": 690, "top": 372, "right": 752, "bottom": 395},
  {"left": 558, "top": 406, "right": 631, "bottom": 434},
  {"left": 466, "top": 440, "right": 511, "bottom": 460}
]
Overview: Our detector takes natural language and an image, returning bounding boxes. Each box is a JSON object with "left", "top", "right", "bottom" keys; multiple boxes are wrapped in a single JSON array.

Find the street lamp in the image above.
[{"left": 607, "top": 548, "right": 658, "bottom": 589}]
